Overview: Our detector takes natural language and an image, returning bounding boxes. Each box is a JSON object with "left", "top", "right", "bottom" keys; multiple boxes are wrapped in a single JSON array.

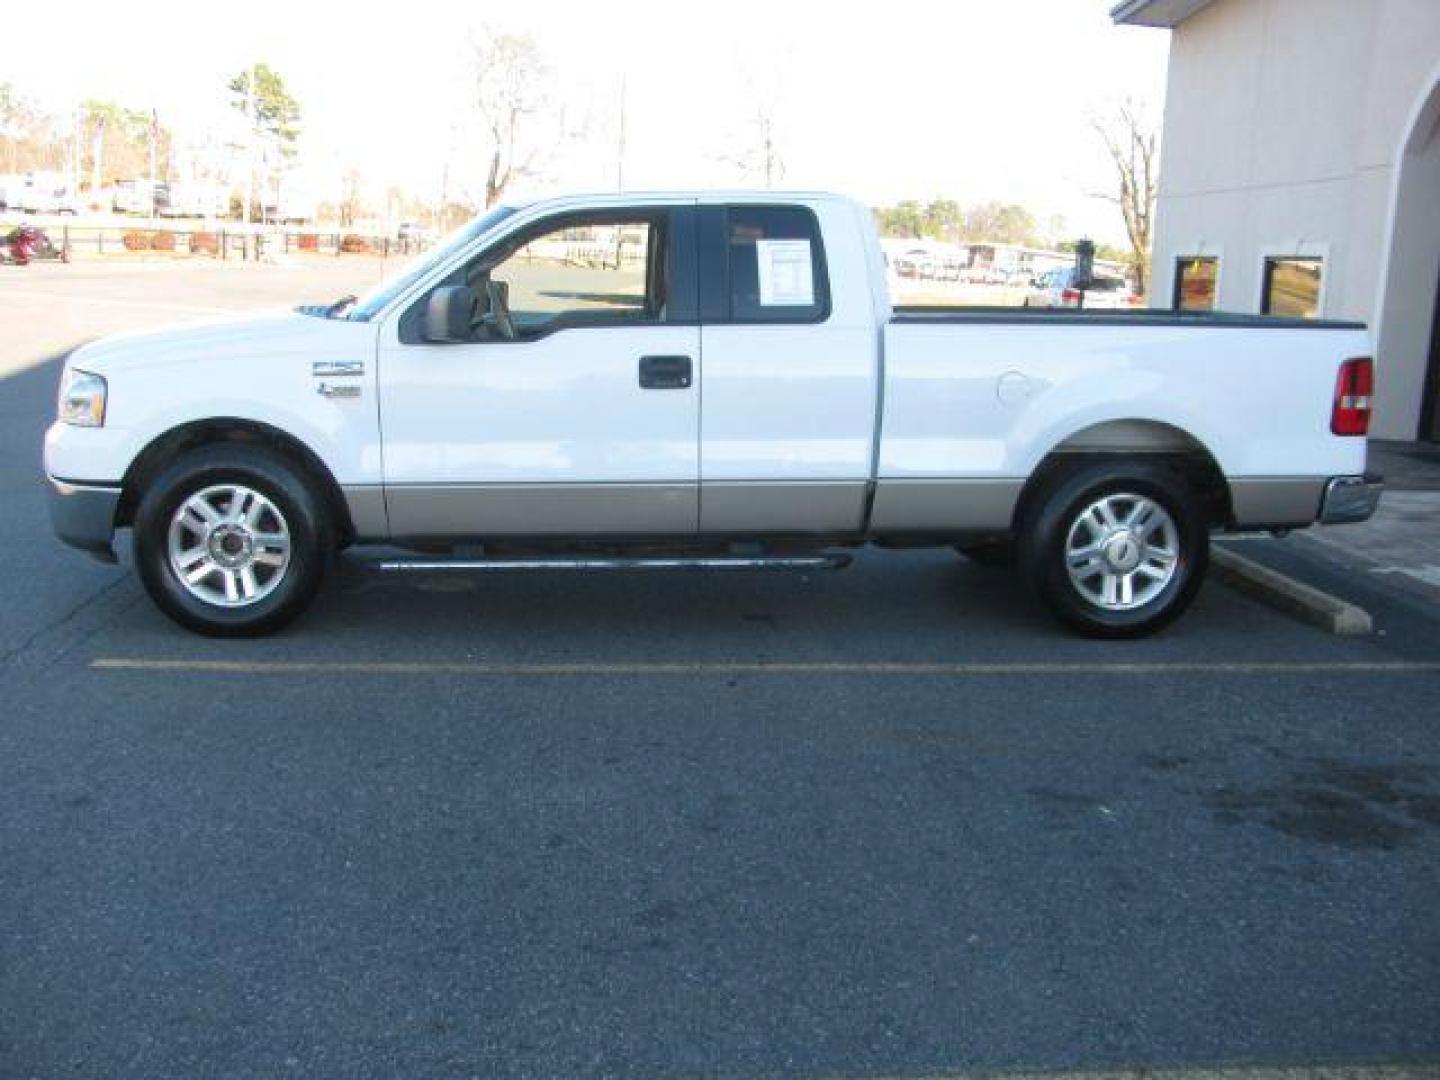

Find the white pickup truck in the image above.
[{"left": 45, "top": 191, "right": 1382, "bottom": 638}]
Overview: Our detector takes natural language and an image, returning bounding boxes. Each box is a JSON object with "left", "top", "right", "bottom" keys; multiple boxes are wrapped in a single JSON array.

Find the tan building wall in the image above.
[{"left": 1139, "top": 0, "right": 1440, "bottom": 440}]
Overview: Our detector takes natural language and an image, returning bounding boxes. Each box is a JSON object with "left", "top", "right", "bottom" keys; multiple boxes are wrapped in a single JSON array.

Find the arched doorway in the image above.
[{"left": 1374, "top": 68, "right": 1440, "bottom": 442}]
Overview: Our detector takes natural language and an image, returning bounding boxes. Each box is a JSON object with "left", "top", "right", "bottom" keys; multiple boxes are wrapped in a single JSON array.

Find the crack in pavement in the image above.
[{"left": 0, "top": 571, "right": 139, "bottom": 678}]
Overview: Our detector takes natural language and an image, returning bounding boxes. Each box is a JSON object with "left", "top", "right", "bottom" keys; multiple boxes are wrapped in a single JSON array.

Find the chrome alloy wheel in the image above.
[
  {"left": 1064, "top": 492, "right": 1179, "bottom": 611},
  {"left": 166, "top": 484, "right": 292, "bottom": 607}
]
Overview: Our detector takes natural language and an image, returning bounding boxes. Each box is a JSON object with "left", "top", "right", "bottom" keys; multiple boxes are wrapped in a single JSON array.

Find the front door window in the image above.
[{"left": 485, "top": 217, "right": 663, "bottom": 338}]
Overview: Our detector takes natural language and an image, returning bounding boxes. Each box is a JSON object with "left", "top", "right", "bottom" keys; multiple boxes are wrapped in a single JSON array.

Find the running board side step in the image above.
[{"left": 375, "top": 554, "right": 853, "bottom": 573}]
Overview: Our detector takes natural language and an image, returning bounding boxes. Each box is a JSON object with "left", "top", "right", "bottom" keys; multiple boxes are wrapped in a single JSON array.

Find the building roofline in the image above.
[{"left": 1110, "top": 0, "right": 1214, "bottom": 27}]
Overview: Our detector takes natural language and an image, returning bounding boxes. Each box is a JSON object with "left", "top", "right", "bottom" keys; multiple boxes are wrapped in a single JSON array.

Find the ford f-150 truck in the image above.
[{"left": 44, "top": 191, "right": 1382, "bottom": 637}]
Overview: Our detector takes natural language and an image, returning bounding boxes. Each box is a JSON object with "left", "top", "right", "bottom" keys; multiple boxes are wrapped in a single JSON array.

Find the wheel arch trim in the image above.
[
  {"left": 1011, "top": 419, "right": 1234, "bottom": 534},
  {"left": 116, "top": 418, "right": 363, "bottom": 545}
]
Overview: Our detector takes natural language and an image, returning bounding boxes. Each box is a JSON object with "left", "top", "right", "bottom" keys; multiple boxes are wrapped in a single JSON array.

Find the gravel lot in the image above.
[{"left": 2, "top": 261, "right": 1438, "bottom": 1079}]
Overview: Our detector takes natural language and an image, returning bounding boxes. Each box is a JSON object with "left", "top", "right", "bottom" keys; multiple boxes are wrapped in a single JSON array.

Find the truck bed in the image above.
[{"left": 878, "top": 306, "right": 1373, "bottom": 488}]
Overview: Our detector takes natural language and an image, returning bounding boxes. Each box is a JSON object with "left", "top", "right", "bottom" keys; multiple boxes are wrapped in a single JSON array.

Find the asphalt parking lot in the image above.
[{"left": 2, "top": 262, "right": 1439, "bottom": 1079}]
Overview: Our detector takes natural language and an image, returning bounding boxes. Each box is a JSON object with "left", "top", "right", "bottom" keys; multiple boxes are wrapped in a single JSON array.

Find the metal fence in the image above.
[{"left": 27, "top": 223, "right": 433, "bottom": 261}]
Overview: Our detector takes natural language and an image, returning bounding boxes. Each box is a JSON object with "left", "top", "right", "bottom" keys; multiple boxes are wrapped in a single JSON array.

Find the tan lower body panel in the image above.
[
  {"left": 361, "top": 475, "right": 1322, "bottom": 542},
  {"left": 700, "top": 481, "right": 868, "bottom": 534},
  {"left": 383, "top": 483, "right": 697, "bottom": 539},
  {"left": 869, "top": 478, "right": 1025, "bottom": 532},
  {"left": 341, "top": 485, "right": 389, "bottom": 541},
  {"left": 372, "top": 479, "right": 1025, "bottom": 541},
  {"left": 381, "top": 481, "right": 866, "bottom": 539},
  {"left": 871, "top": 476, "right": 1330, "bottom": 534}
]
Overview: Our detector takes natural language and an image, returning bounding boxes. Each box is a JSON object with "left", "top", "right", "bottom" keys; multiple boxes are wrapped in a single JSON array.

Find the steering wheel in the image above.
[{"left": 486, "top": 281, "right": 518, "bottom": 341}]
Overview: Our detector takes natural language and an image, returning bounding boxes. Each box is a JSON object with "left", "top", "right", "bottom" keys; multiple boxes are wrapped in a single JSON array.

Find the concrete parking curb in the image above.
[{"left": 1212, "top": 545, "right": 1374, "bottom": 636}]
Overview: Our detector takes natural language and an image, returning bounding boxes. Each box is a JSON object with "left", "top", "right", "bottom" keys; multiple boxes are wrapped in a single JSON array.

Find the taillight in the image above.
[
  {"left": 1331, "top": 357, "right": 1374, "bottom": 436},
  {"left": 1061, "top": 288, "right": 1081, "bottom": 304}
]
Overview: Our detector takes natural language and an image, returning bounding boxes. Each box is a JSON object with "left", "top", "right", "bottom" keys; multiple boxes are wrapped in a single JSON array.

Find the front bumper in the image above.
[
  {"left": 47, "top": 477, "right": 121, "bottom": 562},
  {"left": 1319, "top": 473, "right": 1384, "bottom": 525}
]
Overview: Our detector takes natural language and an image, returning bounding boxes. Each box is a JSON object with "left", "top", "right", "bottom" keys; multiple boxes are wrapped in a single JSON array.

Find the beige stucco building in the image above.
[{"left": 1113, "top": 0, "right": 1440, "bottom": 441}]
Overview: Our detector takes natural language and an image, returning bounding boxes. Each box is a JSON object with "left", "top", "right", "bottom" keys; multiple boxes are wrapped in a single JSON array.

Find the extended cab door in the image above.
[
  {"left": 377, "top": 205, "right": 700, "bottom": 539},
  {"left": 696, "top": 201, "right": 879, "bottom": 533}
]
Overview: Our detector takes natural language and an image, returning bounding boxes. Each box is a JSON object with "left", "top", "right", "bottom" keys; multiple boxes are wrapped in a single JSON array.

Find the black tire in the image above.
[
  {"left": 1019, "top": 460, "right": 1208, "bottom": 638},
  {"left": 132, "top": 444, "right": 331, "bottom": 637},
  {"left": 955, "top": 539, "right": 1015, "bottom": 567}
]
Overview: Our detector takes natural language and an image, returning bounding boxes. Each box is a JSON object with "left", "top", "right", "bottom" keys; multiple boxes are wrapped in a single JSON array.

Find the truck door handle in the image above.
[{"left": 638, "top": 355, "right": 692, "bottom": 390}]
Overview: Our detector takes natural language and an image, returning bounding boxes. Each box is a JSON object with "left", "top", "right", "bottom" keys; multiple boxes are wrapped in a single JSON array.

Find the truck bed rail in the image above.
[{"left": 891, "top": 306, "right": 1366, "bottom": 331}]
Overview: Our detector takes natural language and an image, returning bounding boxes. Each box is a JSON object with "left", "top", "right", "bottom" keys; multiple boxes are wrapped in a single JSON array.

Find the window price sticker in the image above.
[{"left": 756, "top": 239, "right": 815, "bottom": 306}]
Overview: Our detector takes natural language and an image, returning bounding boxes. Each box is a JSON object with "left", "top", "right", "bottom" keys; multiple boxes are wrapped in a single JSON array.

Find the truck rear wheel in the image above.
[
  {"left": 1019, "top": 460, "right": 1208, "bottom": 638},
  {"left": 132, "top": 445, "right": 330, "bottom": 637}
]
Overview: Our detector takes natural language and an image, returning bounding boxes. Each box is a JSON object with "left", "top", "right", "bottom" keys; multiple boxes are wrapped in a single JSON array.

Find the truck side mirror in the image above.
[{"left": 423, "top": 285, "right": 479, "bottom": 343}]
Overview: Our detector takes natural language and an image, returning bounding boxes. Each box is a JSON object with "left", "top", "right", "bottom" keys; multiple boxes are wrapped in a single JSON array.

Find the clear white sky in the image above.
[{"left": 12, "top": 0, "right": 1170, "bottom": 244}]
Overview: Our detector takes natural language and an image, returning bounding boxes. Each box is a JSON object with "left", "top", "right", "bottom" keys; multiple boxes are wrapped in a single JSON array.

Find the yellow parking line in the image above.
[
  {"left": 90, "top": 658, "right": 1440, "bottom": 677},
  {"left": 918, "top": 1068, "right": 1440, "bottom": 1080}
]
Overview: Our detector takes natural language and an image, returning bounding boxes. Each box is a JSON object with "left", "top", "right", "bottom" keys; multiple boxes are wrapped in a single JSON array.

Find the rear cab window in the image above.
[{"left": 702, "top": 204, "right": 830, "bottom": 324}]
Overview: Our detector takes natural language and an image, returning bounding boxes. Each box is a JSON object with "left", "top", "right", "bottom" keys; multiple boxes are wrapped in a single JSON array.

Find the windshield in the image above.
[{"left": 346, "top": 206, "right": 517, "bottom": 321}]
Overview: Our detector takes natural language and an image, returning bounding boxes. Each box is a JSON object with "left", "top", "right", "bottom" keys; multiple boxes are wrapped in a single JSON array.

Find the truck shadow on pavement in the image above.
[{"left": 305, "top": 545, "right": 1253, "bottom": 659}]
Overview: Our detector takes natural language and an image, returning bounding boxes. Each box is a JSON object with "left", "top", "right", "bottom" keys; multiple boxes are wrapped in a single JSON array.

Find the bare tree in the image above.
[
  {"left": 1093, "top": 101, "right": 1159, "bottom": 298},
  {"left": 712, "top": 52, "right": 791, "bottom": 188},
  {"left": 0, "top": 83, "right": 26, "bottom": 173},
  {"left": 750, "top": 107, "right": 785, "bottom": 188},
  {"left": 339, "top": 167, "right": 364, "bottom": 229},
  {"left": 1, "top": 84, "right": 66, "bottom": 175},
  {"left": 714, "top": 106, "right": 785, "bottom": 188},
  {"left": 469, "top": 30, "right": 549, "bottom": 208},
  {"left": 715, "top": 100, "right": 786, "bottom": 188},
  {"left": 714, "top": 113, "right": 784, "bottom": 187}
]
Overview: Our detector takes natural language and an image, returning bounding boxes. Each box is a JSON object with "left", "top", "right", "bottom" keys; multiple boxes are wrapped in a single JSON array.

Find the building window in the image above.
[
  {"left": 1262, "top": 256, "right": 1324, "bottom": 319},
  {"left": 1173, "top": 256, "right": 1218, "bottom": 312}
]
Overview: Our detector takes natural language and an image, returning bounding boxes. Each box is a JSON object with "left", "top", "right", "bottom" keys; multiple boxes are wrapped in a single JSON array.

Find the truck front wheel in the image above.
[
  {"left": 132, "top": 445, "right": 331, "bottom": 637},
  {"left": 1019, "top": 461, "right": 1208, "bottom": 638}
]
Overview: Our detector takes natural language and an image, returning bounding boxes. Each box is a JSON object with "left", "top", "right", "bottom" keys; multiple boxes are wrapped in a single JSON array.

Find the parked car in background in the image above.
[
  {"left": 883, "top": 242, "right": 968, "bottom": 284},
  {"left": 395, "top": 222, "right": 439, "bottom": 251},
  {"left": 263, "top": 193, "right": 318, "bottom": 225},
  {"left": 0, "top": 173, "right": 82, "bottom": 215},
  {"left": 160, "top": 183, "right": 230, "bottom": 219},
  {"left": 113, "top": 180, "right": 170, "bottom": 216},
  {"left": 1025, "top": 266, "right": 1141, "bottom": 309},
  {"left": 968, "top": 265, "right": 1011, "bottom": 285},
  {"left": 13, "top": 173, "right": 82, "bottom": 215},
  {"left": 0, "top": 175, "right": 25, "bottom": 211},
  {"left": 892, "top": 249, "right": 927, "bottom": 279}
]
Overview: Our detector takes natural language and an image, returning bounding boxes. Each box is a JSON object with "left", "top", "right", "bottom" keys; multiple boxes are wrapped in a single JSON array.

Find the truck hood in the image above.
[{"left": 66, "top": 309, "right": 373, "bottom": 376}]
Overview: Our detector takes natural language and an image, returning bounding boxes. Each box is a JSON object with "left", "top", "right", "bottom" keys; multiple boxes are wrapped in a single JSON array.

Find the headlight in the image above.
[{"left": 59, "top": 369, "right": 107, "bottom": 427}]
